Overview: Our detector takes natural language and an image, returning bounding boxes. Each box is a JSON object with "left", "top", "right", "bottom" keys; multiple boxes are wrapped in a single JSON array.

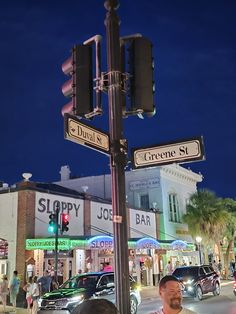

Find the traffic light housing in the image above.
[
  {"left": 61, "top": 213, "right": 69, "bottom": 233},
  {"left": 48, "top": 213, "right": 57, "bottom": 233},
  {"left": 61, "top": 44, "right": 93, "bottom": 118},
  {"left": 128, "top": 37, "right": 155, "bottom": 117}
]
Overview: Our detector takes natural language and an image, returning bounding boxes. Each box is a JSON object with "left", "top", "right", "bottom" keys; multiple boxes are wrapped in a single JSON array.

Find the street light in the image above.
[{"left": 196, "top": 236, "right": 202, "bottom": 265}]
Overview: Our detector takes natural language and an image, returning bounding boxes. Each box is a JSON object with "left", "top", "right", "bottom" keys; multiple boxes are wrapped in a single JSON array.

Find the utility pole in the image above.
[{"left": 104, "top": 1, "right": 130, "bottom": 314}]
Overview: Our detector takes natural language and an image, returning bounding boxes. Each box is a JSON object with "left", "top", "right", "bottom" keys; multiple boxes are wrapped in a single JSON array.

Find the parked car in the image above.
[
  {"left": 172, "top": 265, "right": 220, "bottom": 301},
  {"left": 38, "top": 271, "right": 141, "bottom": 314}
]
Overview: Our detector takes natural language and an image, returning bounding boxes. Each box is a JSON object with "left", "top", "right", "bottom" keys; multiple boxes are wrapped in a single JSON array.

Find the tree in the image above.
[{"left": 182, "top": 189, "right": 230, "bottom": 263}]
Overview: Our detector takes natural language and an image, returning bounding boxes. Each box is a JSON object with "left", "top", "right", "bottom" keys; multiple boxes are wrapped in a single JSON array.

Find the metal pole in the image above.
[
  {"left": 199, "top": 244, "right": 202, "bottom": 265},
  {"left": 54, "top": 204, "right": 59, "bottom": 284},
  {"left": 104, "top": 1, "right": 130, "bottom": 314}
]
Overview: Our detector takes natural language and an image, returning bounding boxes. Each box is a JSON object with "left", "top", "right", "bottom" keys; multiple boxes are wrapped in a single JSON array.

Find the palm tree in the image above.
[
  {"left": 219, "top": 198, "right": 236, "bottom": 277},
  {"left": 182, "top": 189, "right": 229, "bottom": 263}
]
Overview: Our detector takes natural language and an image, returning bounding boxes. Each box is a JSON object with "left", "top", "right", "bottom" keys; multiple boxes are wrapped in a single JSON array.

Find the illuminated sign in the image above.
[
  {"left": 26, "top": 238, "right": 71, "bottom": 250},
  {"left": 87, "top": 236, "right": 113, "bottom": 250},
  {"left": 136, "top": 238, "right": 160, "bottom": 249},
  {"left": 171, "top": 240, "right": 187, "bottom": 250}
]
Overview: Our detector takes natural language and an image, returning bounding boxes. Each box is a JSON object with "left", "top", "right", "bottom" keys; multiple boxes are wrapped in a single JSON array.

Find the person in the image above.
[
  {"left": 165, "top": 261, "right": 173, "bottom": 275},
  {"left": 150, "top": 275, "right": 198, "bottom": 314},
  {"left": 212, "top": 260, "right": 218, "bottom": 272},
  {"left": 217, "top": 260, "right": 222, "bottom": 277},
  {"left": 23, "top": 277, "right": 33, "bottom": 313},
  {"left": 0, "top": 275, "right": 9, "bottom": 312},
  {"left": 233, "top": 269, "right": 236, "bottom": 281},
  {"left": 38, "top": 270, "right": 52, "bottom": 295},
  {"left": 31, "top": 276, "right": 40, "bottom": 314},
  {"left": 103, "top": 262, "right": 113, "bottom": 272},
  {"left": 9, "top": 270, "right": 20, "bottom": 311},
  {"left": 71, "top": 299, "right": 118, "bottom": 314}
]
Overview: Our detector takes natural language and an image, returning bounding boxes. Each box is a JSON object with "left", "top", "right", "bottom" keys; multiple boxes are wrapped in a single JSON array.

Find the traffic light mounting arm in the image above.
[{"left": 83, "top": 35, "right": 103, "bottom": 119}]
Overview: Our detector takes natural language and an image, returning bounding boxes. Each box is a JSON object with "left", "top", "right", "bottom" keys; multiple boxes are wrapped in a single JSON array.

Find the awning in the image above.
[{"left": 26, "top": 236, "right": 194, "bottom": 251}]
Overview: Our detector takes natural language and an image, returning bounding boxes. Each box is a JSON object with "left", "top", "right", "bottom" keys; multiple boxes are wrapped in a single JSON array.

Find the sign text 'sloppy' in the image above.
[{"left": 37, "top": 198, "right": 80, "bottom": 217}]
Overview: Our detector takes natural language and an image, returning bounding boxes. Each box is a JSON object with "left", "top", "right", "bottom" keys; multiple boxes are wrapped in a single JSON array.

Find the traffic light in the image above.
[
  {"left": 61, "top": 44, "right": 93, "bottom": 118},
  {"left": 128, "top": 37, "right": 155, "bottom": 117},
  {"left": 48, "top": 213, "right": 57, "bottom": 233},
  {"left": 61, "top": 213, "right": 69, "bottom": 233}
]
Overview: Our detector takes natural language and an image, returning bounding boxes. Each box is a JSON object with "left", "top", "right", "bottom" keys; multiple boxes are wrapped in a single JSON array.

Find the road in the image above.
[{"left": 138, "top": 281, "right": 236, "bottom": 314}]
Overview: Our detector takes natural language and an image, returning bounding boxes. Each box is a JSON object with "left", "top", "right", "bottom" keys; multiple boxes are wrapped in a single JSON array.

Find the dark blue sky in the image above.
[{"left": 0, "top": 0, "right": 235, "bottom": 198}]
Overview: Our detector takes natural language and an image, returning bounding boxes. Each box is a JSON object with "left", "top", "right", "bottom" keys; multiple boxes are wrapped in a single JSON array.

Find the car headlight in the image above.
[
  {"left": 184, "top": 279, "right": 194, "bottom": 285},
  {"left": 67, "top": 295, "right": 84, "bottom": 304}
]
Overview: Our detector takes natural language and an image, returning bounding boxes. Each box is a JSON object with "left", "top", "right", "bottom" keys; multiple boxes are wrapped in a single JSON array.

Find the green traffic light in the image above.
[{"left": 48, "top": 225, "right": 56, "bottom": 233}]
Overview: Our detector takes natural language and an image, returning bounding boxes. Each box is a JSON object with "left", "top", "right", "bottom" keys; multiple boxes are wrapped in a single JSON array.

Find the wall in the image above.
[{"left": 0, "top": 191, "right": 18, "bottom": 277}]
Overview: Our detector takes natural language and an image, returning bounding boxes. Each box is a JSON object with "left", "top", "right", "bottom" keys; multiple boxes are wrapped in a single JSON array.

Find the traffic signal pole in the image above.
[
  {"left": 54, "top": 204, "right": 59, "bottom": 285},
  {"left": 104, "top": 1, "right": 130, "bottom": 314}
]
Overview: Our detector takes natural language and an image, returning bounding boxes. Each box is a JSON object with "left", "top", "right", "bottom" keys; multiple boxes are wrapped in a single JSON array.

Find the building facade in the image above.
[{"left": 0, "top": 169, "right": 198, "bottom": 286}]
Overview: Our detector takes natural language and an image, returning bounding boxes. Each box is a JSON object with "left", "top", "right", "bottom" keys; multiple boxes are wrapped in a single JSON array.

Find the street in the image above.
[
  {"left": 138, "top": 281, "right": 236, "bottom": 314},
  {"left": 1, "top": 281, "right": 236, "bottom": 314}
]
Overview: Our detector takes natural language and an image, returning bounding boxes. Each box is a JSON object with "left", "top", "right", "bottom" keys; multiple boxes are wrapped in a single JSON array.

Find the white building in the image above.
[{"left": 56, "top": 164, "right": 203, "bottom": 268}]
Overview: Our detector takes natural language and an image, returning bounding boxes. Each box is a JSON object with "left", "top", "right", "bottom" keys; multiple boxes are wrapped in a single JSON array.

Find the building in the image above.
[
  {"left": 0, "top": 164, "right": 200, "bottom": 286},
  {"left": 56, "top": 164, "right": 203, "bottom": 270}
]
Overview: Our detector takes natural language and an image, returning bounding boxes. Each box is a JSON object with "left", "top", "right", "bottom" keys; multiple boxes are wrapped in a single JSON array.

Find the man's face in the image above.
[{"left": 159, "top": 281, "right": 182, "bottom": 310}]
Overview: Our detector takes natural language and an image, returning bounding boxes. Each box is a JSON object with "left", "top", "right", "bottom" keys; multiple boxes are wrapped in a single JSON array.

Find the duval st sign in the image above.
[
  {"left": 64, "top": 114, "right": 110, "bottom": 155},
  {"left": 132, "top": 136, "right": 205, "bottom": 169}
]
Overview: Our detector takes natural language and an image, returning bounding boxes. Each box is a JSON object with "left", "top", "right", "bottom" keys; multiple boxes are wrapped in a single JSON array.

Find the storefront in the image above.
[{"left": 25, "top": 235, "right": 196, "bottom": 286}]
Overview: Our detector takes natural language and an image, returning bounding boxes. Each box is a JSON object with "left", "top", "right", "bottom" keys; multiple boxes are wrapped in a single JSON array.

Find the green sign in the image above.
[{"left": 26, "top": 238, "right": 71, "bottom": 251}]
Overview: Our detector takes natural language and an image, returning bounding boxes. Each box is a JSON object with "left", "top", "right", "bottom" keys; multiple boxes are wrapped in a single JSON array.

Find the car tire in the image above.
[
  {"left": 130, "top": 296, "right": 138, "bottom": 314},
  {"left": 213, "top": 282, "right": 220, "bottom": 296},
  {"left": 194, "top": 285, "right": 203, "bottom": 301}
]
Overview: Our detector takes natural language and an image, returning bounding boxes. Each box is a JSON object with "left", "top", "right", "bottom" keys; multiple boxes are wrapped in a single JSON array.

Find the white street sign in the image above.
[
  {"left": 132, "top": 137, "right": 204, "bottom": 169},
  {"left": 64, "top": 114, "right": 110, "bottom": 155}
]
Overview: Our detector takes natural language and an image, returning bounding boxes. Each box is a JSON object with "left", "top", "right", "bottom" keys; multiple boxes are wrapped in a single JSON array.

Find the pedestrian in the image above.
[
  {"left": 31, "top": 276, "right": 40, "bottom": 314},
  {"left": 217, "top": 260, "right": 222, "bottom": 277},
  {"left": 150, "top": 275, "right": 198, "bottom": 314},
  {"left": 9, "top": 270, "right": 20, "bottom": 311},
  {"left": 165, "top": 261, "right": 173, "bottom": 275},
  {"left": 71, "top": 299, "right": 118, "bottom": 314},
  {"left": 0, "top": 275, "right": 9, "bottom": 312},
  {"left": 23, "top": 277, "right": 33, "bottom": 313},
  {"left": 103, "top": 262, "right": 113, "bottom": 272},
  {"left": 38, "top": 270, "right": 52, "bottom": 295}
]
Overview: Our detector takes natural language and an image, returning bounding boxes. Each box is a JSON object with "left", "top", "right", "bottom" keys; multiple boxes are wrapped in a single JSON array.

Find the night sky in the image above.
[{"left": 0, "top": 0, "right": 235, "bottom": 198}]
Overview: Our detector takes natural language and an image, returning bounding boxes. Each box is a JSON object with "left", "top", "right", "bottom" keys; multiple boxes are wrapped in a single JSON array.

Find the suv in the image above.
[
  {"left": 172, "top": 265, "right": 220, "bottom": 301},
  {"left": 38, "top": 271, "right": 141, "bottom": 314}
]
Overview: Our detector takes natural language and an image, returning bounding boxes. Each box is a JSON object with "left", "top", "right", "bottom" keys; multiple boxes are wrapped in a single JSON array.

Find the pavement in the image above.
[{"left": 0, "top": 279, "right": 233, "bottom": 314}]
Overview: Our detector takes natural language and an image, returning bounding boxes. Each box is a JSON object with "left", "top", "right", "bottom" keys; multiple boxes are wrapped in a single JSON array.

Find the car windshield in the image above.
[
  {"left": 60, "top": 275, "right": 99, "bottom": 289},
  {"left": 173, "top": 267, "right": 199, "bottom": 277}
]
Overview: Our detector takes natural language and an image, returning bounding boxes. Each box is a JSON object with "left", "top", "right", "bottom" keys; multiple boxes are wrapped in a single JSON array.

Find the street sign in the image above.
[
  {"left": 132, "top": 137, "right": 205, "bottom": 169},
  {"left": 64, "top": 114, "right": 110, "bottom": 155}
]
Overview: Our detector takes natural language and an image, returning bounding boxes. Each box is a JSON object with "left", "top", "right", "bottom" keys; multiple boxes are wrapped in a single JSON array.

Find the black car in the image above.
[
  {"left": 38, "top": 271, "right": 141, "bottom": 314},
  {"left": 172, "top": 265, "right": 220, "bottom": 301}
]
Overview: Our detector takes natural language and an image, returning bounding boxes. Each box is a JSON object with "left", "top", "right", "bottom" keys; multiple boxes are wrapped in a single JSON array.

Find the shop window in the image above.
[
  {"left": 140, "top": 194, "right": 149, "bottom": 210},
  {"left": 168, "top": 194, "right": 180, "bottom": 223}
]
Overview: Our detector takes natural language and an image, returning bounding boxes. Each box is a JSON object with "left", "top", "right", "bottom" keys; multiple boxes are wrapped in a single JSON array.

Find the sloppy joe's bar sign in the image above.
[
  {"left": 35, "top": 192, "right": 84, "bottom": 237},
  {"left": 91, "top": 201, "right": 157, "bottom": 238}
]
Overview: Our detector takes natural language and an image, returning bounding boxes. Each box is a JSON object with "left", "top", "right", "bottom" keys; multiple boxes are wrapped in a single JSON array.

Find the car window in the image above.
[
  {"left": 61, "top": 275, "right": 98, "bottom": 289},
  {"left": 98, "top": 275, "right": 109, "bottom": 287},
  {"left": 203, "top": 266, "right": 211, "bottom": 274},
  {"left": 199, "top": 267, "right": 205, "bottom": 275},
  {"left": 173, "top": 267, "right": 199, "bottom": 277}
]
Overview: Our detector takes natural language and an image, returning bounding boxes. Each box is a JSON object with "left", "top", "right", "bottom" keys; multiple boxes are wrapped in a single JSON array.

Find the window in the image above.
[
  {"left": 168, "top": 194, "right": 180, "bottom": 222},
  {"left": 140, "top": 194, "right": 149, "bottom": 210}
]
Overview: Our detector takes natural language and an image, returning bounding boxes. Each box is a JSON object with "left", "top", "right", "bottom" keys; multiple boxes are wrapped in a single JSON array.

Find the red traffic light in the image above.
[{"left": 61, "top": 213, "right": 69, "bottom": 233}]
